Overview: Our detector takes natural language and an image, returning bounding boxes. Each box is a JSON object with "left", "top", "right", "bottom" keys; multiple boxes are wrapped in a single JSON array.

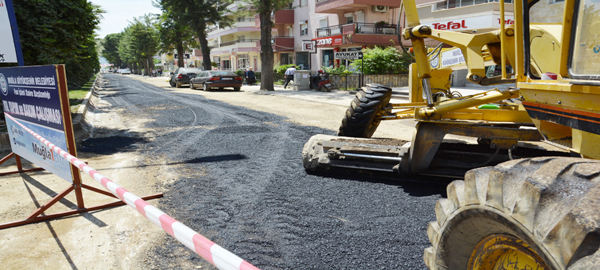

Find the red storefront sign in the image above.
[{"left": 313, "top": 35, "right": 343, "bottom": 47}]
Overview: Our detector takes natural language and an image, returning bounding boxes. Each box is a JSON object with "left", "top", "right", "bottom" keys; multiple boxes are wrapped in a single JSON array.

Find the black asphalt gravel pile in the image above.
[{"left": 96, "top": 74, "right": 447, "bottom": 269}]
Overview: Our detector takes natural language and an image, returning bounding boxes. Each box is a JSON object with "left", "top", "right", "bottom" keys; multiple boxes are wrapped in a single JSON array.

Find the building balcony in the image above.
[
  {"left": 313, "top": 23, "right": 399, "bottom": 47},
  {"left": 255, "top": 36, "right": 294, "bottom": 52},
  {"left": 315, "top": 0, "right": 401, "bottom": 13},
  {"left": 254, "top": 9, "right": 294, "bottom": 28},
  {"left": 206, "top": 19, "right": 260, "bottom": 39},
  {"left": 316, "top": 22, "right": 398, "bottom": 38},
  {"left": 210, "top": 39, "right": 261, "bottom": 54}
]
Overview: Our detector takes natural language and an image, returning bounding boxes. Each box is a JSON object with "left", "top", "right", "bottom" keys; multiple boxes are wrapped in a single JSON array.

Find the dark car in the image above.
[
  {"left": 189, "top": 70, "right": 243, "bottom": 91},
  {"left": 169, "top": 67, "right": 202, "bottom": 88}
]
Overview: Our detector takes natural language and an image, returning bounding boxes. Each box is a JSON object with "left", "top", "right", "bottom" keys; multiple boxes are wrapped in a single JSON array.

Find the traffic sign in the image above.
[{"left": 334, "top": 51, "right": 363, "bottom": 60}]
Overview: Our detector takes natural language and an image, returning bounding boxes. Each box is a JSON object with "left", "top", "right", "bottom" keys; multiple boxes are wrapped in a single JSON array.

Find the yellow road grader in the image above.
[{"left": 302, "top": 0, "right": 600, "bottom": 268}]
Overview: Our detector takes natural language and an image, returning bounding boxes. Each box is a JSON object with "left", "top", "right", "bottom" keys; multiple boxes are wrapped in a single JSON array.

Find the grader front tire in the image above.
[
  {"left": 425, "top": 157, "right": 600, "bottom": 270},
  {"left": 338, "top": 84, "right": 392, "bottom": 138}
]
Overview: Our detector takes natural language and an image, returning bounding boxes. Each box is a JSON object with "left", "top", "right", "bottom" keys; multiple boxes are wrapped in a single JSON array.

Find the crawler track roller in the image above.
[{"left": 424, "top": 157, "right": 600, "bottom": 269}]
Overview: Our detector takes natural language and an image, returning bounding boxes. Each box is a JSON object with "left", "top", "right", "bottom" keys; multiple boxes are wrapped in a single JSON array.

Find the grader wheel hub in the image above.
[{"left": 469, "top": 234, "right": 548, "bottom": 270}]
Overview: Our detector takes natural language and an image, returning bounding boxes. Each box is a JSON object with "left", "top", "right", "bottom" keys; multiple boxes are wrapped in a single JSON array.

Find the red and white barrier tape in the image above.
[{"left": 5, "top": 114, "right": 259, "bottom": 270}]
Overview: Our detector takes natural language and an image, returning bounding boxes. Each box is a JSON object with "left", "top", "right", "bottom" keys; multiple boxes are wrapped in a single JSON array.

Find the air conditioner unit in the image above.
[{"left": 372, "top": 5, "right": 389, "bottom": 13}]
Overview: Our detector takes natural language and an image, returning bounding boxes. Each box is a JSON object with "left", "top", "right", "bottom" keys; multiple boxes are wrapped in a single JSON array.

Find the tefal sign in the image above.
[
  {"left": 424, "top": 14, "right": 514, "bottom": 31},
  {"left": 313, "top": 35, "right": 343, "bottom": 47}
]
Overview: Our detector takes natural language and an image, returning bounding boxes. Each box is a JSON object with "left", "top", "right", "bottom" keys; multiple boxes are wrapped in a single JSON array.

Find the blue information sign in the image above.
[{"left": 0, "top": 65, "right": 73, "bottom": 182}]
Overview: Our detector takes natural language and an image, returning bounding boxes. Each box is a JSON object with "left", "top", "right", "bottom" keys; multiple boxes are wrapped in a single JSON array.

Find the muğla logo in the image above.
[{"left": 0, "top": 73, "right": 7, "bottom": 96}]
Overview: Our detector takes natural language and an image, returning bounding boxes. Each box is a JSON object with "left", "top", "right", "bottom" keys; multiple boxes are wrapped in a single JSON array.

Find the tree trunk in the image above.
[
  {"left": 176, "top": 31, "right": 185, "bottom": 68},
  {"left": 259, "top": 4, "right": 274, "bottom": 91},
  {"left": 196, "top": 22, "right": 212, "bottom": 71},
  {"left": 147, "top": 55, "right": 154, "bottom": 75}
]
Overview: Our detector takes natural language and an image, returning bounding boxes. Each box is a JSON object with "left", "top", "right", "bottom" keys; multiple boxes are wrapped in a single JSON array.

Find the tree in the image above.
[
  {"left": 102, "top": 33, "right": 123, "bottom": 68},
  {"left": 243, "top": 0, "right": 292, "bottom": 91},
  {"left": 117, "top": 15, "right": 159, "bottom": 76},
  {"left": 351, "top": 46, "right": 413, "bottom": 75},
  {"left": 154, "top": 9, "right": 198, "bottom": 68},
  {"left": 5, "top": 0, "right": 103, "bottom": 88},
  {"left": 159, "top": 0, "right": 233, "bottom": 70},
  {"left": 130, "top": 15, "right": 160, "bottom": 76}
]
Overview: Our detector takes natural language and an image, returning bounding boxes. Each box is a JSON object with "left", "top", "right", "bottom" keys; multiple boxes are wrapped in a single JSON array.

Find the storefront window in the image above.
[
  {"left": 213, "top": 57, "right": 221, "bottom": 69},
  {"left": 296, "top": 52, "right": 309, "bottom": 70},
  {"left": 222, "top": 60, "right": 231, "bottom": 70},
  {"left": 322, "top": 50, "right": 334, "bottom": 68},
  {"left": 280, "top": 53, "right": 293, "bottom": 65},
  {"left": 237, "top": 54, "right": 249, "bottom": 69}
]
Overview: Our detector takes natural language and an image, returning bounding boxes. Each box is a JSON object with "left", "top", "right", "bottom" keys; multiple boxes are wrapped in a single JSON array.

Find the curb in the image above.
[{"left": 72, "top": 73, "right": 101, "bottom": 141}]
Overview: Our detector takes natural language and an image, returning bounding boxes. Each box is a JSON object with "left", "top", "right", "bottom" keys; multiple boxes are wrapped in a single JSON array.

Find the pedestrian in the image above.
[
  {"left": 246, "top": 67, "right": 256, "bottom": 86},
  {"left": 283, "top": 65, "right": 296, "bottom": 89},
  {"left": 152, "top": 69, "right": 156, "bottom": 77},
  {"left": 158, "top": 68, "right": 162, "bottom": 76}
]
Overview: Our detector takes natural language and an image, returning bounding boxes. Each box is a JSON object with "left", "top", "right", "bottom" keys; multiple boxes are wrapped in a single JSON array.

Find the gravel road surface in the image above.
[{"left": 1, "top": 73, "right": 448, "bottom": 269}]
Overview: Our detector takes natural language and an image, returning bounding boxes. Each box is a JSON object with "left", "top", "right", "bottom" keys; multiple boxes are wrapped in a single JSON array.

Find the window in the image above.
[
  {"left": 434, "top": 0, "right": 512, "bottom": 11},
  {"left": 213, "top": 57, "right": 220, "bottom": 69},
  {"left": 296, "top": 52, "right": 309, "bottom": 70},
  {"left": 346, "top": 16, "right": 354, "bottom": 24},
  {"left": 300, "top": 23, "right": 308, "bottom": 36},
  {"left": 222, "top": 60, "right": 231, "bottom": 70},
  {"left": 300, "top": 0, "right": 307, "bottom": 7},
  {"left": 322, "top": 49, "right": 334, "bottom": 68},
  {"left": 237, "top": 54, "right": 249, "bottom": 69},
  {"left": 569, "top": 0, "right": 600, "bottom": 78},
  {"left": 280, "top": 53, "right": 293, "bottom": 65}
]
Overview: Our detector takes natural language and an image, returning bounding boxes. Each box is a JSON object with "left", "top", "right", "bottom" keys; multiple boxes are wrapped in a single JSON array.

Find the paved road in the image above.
[{"left": 86, "top": 74, "right": 447, "bottom": 269}]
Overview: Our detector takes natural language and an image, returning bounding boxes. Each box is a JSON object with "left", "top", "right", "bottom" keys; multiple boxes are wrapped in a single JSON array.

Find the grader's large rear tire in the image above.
[
  {"left": 425, "top": 157, "right": 600, "bottom": 270},
  {"left": 338, "top": 84, "right": 392, "bottom": 138}
]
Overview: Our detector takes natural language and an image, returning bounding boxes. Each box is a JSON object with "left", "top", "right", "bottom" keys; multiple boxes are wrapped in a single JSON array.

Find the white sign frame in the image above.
[{"left": 0, "top": 0, "right": 18, "bottom": 63}]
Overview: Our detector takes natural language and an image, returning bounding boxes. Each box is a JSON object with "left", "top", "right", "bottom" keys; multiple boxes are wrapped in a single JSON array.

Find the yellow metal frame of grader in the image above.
[
  {"left": 398, "top": 0, "right": 600, "bottom": 268},
  {"left": 303, "top": 0, "right": 600, "bottom": 268}
]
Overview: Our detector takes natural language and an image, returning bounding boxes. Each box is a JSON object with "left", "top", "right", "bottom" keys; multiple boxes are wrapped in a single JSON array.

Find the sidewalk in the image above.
[
  {"left": 234, "top": 80, "right": 506, "bottom": 107},
  {"left": 139, "top": 74, "right": 510, "bottom": 108}
]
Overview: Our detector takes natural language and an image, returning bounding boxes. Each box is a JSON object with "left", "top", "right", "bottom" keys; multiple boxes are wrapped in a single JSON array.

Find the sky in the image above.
[{"left": 90, "top": 0, "right": 162, "bottom": 39}]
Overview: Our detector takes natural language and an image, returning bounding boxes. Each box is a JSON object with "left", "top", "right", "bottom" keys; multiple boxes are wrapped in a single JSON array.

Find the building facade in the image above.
[{"left": 205, "top": 2, "right": 263, "bottom": 71}]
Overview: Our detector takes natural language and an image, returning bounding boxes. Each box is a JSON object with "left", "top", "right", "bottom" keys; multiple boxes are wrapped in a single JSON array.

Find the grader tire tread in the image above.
[
  {"left": 338, "top": 84, "right": 392, "bottom": 138},
  {"left": 425, "top": 157, "right": 600, "bottom": 269}
]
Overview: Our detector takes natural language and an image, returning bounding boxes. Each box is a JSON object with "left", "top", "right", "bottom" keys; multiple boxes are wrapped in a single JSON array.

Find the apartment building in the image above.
[
  {"left": 254, "top": 7, "right": 295, "bottom": 70},
  {"left": 311, "top": 0, "right": 402, "bottom": 70},
  {"left": 205, "top": 3, "right": 262, "bottom": 71},
  {"left": 254, "top": 0, "right": 402, "bottom": 71}
]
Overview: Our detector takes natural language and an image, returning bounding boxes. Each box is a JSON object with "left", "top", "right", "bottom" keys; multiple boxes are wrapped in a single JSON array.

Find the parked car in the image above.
[
  {"left": 119, "top": 69, "right": 131, "bottom": 75},
  {"left": 169, "top": 67, "right": 202, "bottom": 88},
  {"left": 189, "top": 70, "right": 243, "bottom": 91}
]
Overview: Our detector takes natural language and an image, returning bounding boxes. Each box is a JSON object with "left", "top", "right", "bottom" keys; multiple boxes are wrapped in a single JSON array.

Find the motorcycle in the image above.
[{"left": 311, "top": 71, "right": 334, "bottom": 92}]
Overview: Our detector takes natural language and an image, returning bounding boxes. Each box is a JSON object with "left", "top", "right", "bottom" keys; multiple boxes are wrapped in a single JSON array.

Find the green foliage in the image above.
[
  {"left": 102, "top": 33, "right": 123, "bottom": 68},
  {"left": 351, "top": 46, "right": 413, "bottom": 75},
  {"left": 154, "top": 9, "right": 198, "bottom": 57},
  {"left": 158, "top": 0, "right": 234, "bottom": 70},
  {"left": 321, "top": 65, "right": 353, "bottom": 75},
  {"left": 8, "top": 0, "right": 103, "bottom": 89},
  {"left": 117, "top": 15, "right": 159, "bottom": 75},
  {"left": 211, "top": 62, "right": 218, "bottom": 67},
  {"left": 235, "top": 69, "right": 245, "bottom": 77},
  {"left": 274, "top": 64, "right": 294, "bottom": 76}
]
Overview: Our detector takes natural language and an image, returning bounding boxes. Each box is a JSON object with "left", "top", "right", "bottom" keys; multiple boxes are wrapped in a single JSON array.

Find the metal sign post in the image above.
[{"left": 333, "top": 51, "right": 364, "bottom": 87}]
